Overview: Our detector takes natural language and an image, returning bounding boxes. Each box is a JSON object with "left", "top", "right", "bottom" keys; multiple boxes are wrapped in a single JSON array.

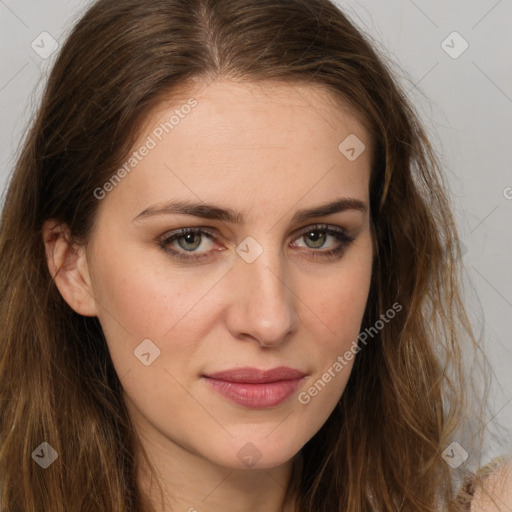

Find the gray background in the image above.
[{"left": 1, "top": 0, "right": 511, "bottom": 460}]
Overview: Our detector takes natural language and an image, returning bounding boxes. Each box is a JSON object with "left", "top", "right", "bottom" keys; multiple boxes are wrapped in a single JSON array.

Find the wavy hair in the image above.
[{"left": 0, "top": 0, "right": 497, "bottom": 510}]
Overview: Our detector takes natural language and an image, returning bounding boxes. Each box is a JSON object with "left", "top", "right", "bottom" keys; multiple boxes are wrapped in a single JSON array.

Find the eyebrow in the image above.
[{"left": 133, "top": 197, "right": 368, "bottom": 224}]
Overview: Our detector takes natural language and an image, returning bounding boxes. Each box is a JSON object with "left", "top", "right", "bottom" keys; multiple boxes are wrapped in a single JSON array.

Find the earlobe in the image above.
[{"left": 42, "top": 220, "right": 98, "bottom": 317}]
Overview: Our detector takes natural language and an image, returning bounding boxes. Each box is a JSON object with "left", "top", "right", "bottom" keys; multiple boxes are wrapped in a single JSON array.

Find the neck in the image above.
[{"left": 134, "top": 428, "right": 302, "bottom": 512}]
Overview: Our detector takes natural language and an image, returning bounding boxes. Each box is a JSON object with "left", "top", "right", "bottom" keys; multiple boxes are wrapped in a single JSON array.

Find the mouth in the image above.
[{"left": 202, "top": 366, "right": 306, "bottom": 408}]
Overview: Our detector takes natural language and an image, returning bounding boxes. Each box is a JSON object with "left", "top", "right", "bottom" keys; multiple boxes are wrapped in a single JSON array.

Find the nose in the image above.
[{"left": 225, "top": 244, "right": 298, "bottom": 348}]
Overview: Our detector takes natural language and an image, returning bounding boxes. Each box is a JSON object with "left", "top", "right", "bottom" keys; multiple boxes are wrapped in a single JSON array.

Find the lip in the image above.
[{"left": 203, "top": 366, "right": 306, "bottom": 408}]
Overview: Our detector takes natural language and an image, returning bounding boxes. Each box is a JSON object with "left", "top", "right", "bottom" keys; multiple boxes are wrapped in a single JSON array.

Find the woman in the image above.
[{"left": 0, "top": 0, "right": 510, "bottom": 510}]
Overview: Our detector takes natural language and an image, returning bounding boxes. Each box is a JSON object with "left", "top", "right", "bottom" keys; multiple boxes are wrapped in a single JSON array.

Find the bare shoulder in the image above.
[{"left": 470, "top": 458, "right": 512, "bottom": 512}]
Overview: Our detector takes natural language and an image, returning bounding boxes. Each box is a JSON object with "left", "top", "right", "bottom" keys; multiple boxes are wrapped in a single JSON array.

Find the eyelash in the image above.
[{"left": 159, "top": 224, "right": 355, "bottom": 263}]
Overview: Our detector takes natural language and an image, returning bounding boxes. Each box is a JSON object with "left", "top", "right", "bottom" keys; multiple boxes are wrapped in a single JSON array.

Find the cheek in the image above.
[
  {"left": 90, "top": 237, "right": 189, "bottom": 330},
  {"left": 313, "top": 254, "right": 372, "bottom": 342},
  {"left": 296, "top": 265, "right": 371, "bottom": 429},
  {"left": 89, "top": 244, "right": 228, "bottom": 375},
  {"left": 89, "top": 248, "right": 178, "bottom": 359},
  {"left": 301, "top": 247, "right": 372, "bottom": 408},
  {"left": 93, "top": 266, "right": 162, "bottom": 337}
]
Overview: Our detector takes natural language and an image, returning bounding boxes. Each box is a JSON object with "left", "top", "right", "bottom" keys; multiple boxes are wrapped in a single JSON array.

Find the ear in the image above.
[{"left": 42, "top": 219, "right": 98, "bottom": 317}]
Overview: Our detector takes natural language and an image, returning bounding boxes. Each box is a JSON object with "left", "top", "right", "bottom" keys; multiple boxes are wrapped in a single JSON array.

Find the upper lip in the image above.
[{"left": 204, "top": 366, "right": 306, "bottom": 383}]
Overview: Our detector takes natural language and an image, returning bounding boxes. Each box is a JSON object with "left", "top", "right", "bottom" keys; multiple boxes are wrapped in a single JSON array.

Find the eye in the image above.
[
  {"left": 291, "top": 224, "right": 355, "bottom": 260},
  {"left": 159, "top": 224, "right": 355, "bottom": 263},
  {"left": 159, "top": 228, "right": 218, "bottom": 262}
]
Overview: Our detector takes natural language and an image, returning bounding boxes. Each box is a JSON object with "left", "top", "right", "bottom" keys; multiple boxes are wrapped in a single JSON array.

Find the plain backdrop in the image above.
[{"left": 1, "top": 0, "right": 511, "bottom": 461}]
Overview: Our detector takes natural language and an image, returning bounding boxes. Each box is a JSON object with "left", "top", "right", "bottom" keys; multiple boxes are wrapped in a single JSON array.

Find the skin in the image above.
[
  {"left": 471, "top": 462, "right": 512, "bottom": 512},
  {"left": 43, "top": 79, "right": 374, "bottom": 512}
]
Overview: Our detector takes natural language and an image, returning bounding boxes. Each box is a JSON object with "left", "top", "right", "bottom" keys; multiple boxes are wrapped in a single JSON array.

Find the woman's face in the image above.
[{"left": 83, "top": 79, "right": 373, "bottom": 470}]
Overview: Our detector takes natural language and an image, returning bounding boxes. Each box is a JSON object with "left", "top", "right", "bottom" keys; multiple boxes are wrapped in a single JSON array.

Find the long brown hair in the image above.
[{"left": 0, "top": 0, "right": 498, "bottom": 510}]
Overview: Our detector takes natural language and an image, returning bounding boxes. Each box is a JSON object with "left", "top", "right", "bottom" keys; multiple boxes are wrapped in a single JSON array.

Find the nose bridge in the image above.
[{"left": 228, "top": 238, "right": 297, "bottom": 345}]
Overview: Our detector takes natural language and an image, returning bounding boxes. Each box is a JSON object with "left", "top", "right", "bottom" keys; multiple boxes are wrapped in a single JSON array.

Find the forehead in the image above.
[
  {"left": 148, "top": 78, "right": 370, "bottom": 145},
  {"left": 96, "top": 79, "right": 372, "bottom": 222}
]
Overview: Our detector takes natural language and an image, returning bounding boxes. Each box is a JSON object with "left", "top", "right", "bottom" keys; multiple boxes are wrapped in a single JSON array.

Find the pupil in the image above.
[
  {"left": 307, "top": 230, "right": 325, "bottom": 248},
  {"left": 179, "top": 233, "right": 200, "bottom": 251}
]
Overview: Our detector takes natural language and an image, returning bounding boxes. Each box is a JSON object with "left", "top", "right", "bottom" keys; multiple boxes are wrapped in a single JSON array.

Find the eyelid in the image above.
[
  {"left": 159, "top": 223, "right": 349, "bottom": 243},
  {"left": 158, "top": 227, "right": 219, "bottom": 250},
  {"left": 158, "top": 223, "right": 355, "bottom": 262}
]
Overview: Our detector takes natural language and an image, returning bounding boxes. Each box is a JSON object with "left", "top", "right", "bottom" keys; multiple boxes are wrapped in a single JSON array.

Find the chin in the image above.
[{"left": 208, "top": 431, "right": 304, "bottom": 471}]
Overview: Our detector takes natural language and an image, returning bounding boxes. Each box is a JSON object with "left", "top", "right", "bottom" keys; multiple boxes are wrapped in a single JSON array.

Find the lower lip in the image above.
[{"left": 203, "top": 377, "right": 304, "bottom": 408}]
